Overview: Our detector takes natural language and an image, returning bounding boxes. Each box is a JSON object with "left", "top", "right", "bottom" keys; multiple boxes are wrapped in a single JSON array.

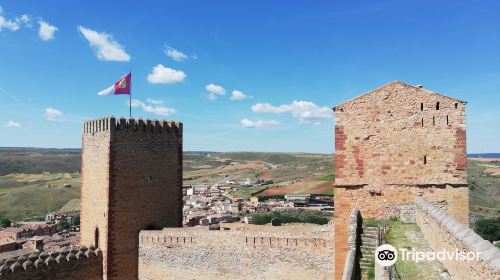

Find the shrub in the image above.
[
  {"left": 57, "top": 220, "right": 70, "bottom": 231},
  {"left": 475, "top": 217, "right": 500, "bottom": 242},
  {"left": 251, "top": 211, "right": 328, "bottom": 225},
  {"left": 0, "top": 217, "right": 11, "bottom": 228}
]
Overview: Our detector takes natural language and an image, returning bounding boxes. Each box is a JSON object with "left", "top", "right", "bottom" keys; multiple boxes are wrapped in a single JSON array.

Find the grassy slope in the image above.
[
  {"left": 468, "top": 160, "right": 500, "bottom": 210},
  {"left": 0, "top": 148, "right": 80, "bottom": 176},
  {"left": 0, "top": 173, "right": 80, "bottom": 220}
]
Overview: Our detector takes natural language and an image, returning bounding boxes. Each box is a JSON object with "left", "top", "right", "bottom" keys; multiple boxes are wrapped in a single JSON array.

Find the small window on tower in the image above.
[
  {"left": 433, "top": 116, "right": 435, "bottom": 126},
  {"left": 455, "top": 103, "right": 458, "bottom": 109},
  {"left": 420, "top": 103, "right": 424, "bottom": 111},
  {"left": 436, "top": 102, "right": 440, "bottom": 110},
  {"left": 424, "top": 156, "right": 427, "bottom": 165},
  {"left": 421, "top": 118, "right": 424, "bottom": 127},
  {"left": 95, "top": 228, "right": 99, "bottom": 249},
  {"left": 446, "top": 115, "right": 449, "bottom": 125}
]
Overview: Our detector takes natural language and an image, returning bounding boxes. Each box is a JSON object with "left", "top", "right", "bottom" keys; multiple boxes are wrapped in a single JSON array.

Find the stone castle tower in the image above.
[
  {"left": 333, "top": 81, "right": 469, "bottom": 279},
  {"left": 80, "top": 117, "right": 183, "bottom": 280}
]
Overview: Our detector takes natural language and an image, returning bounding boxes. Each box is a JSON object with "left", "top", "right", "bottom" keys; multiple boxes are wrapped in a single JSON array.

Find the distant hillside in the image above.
[
  {"left": 0, "top": 148, "right": 81, "bottom": 176},
  {"left": 0, "top": 147, "right": 497, "bottom": 221},
  {"left": 0, "top": 148, "right": 330, "bottom": 175},
  {"left": 468, "top": 153, "right": 500, "bottom": 159}
]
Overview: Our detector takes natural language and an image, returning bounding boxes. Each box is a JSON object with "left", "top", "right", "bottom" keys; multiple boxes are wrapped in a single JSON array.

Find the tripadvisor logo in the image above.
[
  {"left": 375, "top": 244, "right": 397, "bottom": 267},
  {"left": 375, "top": 244, "right": 482, "bottom": 266}
]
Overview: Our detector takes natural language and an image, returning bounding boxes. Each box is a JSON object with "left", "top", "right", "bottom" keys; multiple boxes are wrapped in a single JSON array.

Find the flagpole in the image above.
[{"left": 129, "top": 70, "right": 132, "bottom": 119}]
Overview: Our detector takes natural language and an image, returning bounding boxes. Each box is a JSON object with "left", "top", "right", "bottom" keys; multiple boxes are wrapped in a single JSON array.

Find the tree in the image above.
[
  {"left": 475, "top": 217, "right": 500, "bottom": 242},
  {"left": 57, "top": 220, "right": 70, "bottom": 232},
  {"left": 71, "top": 215, "right": 80, "bottom": 226},
  {"left": 0, "top": 218, "right": 11, "bottom": 228}
]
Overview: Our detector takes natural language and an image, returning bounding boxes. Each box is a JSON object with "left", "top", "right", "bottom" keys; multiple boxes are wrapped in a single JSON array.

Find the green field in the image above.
[
  {"left": 468, "top": 159, "right": 500, "bottom": 209},
  {"left": 0, "top": 172, "right": 80, "bottom": 220},
  {"left": 0, "top": 148, "right": 498, "bottom": 221}
]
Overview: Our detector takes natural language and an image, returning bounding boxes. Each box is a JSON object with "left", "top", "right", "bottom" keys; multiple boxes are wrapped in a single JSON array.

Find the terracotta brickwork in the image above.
[
  {"left": 333, "top": 81, "right": 469, "bottom": 279},
  {"left": 81, "top": 117, "right": 183, "bottom": 280}
]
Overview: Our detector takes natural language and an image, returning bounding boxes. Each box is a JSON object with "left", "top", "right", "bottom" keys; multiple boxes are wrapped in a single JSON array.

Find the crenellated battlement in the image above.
[
  {"left": 83, "top": 117, "right": 182, "bottom": 135},
  {"left": 140, "top": 233, "right": 329, "bottom": 249},
  {"left": 0, "top": 246, "right": 103, "bottom": 280}
]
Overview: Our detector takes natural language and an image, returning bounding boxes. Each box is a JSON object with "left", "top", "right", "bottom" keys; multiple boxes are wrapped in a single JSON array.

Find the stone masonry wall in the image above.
[
  {"left": 334, "top": 81, "right": 467, "bottom": 186},
  {"left": 415, "top": 197, "right": 500, "bottom": 280},
  {"left": 0, "top": 246, "right": 103, "bottom": 280},
  {"left": 81, "top": 117, "right": 183, "bottom": 280},
  {"left": 333, "top": 81, "right": 468, "bottom": 280},
  {"left": 81, "top": 118, "right": 111, "bottom": 275},
  {"left": 341, "top": 208, "right": 361, "bottom": 280},
  {"left": 138, "top": 227, "right": 334, "bottom": 280}
]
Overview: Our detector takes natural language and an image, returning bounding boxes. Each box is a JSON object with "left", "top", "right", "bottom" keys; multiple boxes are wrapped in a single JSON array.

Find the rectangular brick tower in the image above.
[
  {"left": 80, "top": 117, "right": 183, "bottom": 280},
  {"left": 333, "top": 81, "right": 468, "bottom": 279}
]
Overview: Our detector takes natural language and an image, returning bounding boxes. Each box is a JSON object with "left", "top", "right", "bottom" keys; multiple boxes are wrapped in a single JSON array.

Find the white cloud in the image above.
[
  {"left": 38, "top": 20, "right": 58, "bottom": 41},
  {"left": 0, "top": 8, "right": 31, "bottom": 32},
  {"left": 0, "top": 14, "right": 20, "bottom": 32},
  {"left": 146, "top": 98, "right": 163, "bottom": 105},
  {"left": 205, "top": 83, "right": 225, "bottom": 100},
  {"left": 78, "top": 26, "right": 130, "bottom": 62},
  {"left": 5, "top": 120, "right": 21, "bottom": 128},
  {"left": 147, "top": 64, "right": 186, "bottom": 84},
  {"left": 18, "top": 14, "right": 30, "bottom": 23},
  {"left": 205, "top": 84, "right": 225, "bottom": 95},
  {"left": 44, "top": 107, "right": 63, "bottom": 122},
  {"left": 230, "top": 90, "right": 250, "bottom": 101},
  {"left": 17, "top": 14, "right": 31, "bottom": 27},
  {"left": 251, "top": 100, "right": 331, "bottom": 124},
  {"left": 129, "top": 99, "right": 176, "bottom": 116},
  {"left": 164, "top": 46, "right": 188, "bottom": 62},
  {"left": 241, "top": 118, "right": 280, "bottom": 128},
  {"left": 130, "top": 99, "right": 142, "bottom": 108}
]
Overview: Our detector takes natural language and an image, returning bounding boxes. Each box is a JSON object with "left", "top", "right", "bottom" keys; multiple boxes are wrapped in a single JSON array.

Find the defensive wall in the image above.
[
  {"left": 138, "top": 227, "right": 334, "bottom": 280},
  {"left": 340, "top": 208, "right": 361, "bottom": 280},
  {"left": 0, "top": 246, "right": 102, "bottom": 280},
  {"left": 415, "top": 197, "right": 500, "bottom": 280}
]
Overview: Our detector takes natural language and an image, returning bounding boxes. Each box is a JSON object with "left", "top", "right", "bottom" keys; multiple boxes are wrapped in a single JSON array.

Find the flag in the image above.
[{"left": 98, "top": 73, "right": 131, "bottom": 96}]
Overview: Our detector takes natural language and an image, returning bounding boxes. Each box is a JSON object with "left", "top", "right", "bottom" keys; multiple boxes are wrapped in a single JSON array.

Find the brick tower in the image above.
[
  {"left": 80, "top": 117, "right": 183, "bottom": 280},
  {"left": 333, "top": 81, "right": 468, "bottom": 279}
]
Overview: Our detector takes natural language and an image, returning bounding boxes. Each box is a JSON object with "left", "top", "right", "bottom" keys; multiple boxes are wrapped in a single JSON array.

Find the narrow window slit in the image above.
[
  {"left": 455, "top": 103, "right": 458, "bottom": 109},
  {"left": 424, "top": 156, "right": 427, "bottom": 165},
  {"left": 446, "top": 115, "right": 449, "bottom": 125},
  {"left": 420, "top": 103, "right": 424, "bottom": 111},
  {"left": 436, "top": 102, "right": 440, "bottom": 110},
  {"left": 433, "top": 116, "right": 435, "bottom": 126},
  {"left": 421, "top": 118, "right": 424, "bottom": 127}
]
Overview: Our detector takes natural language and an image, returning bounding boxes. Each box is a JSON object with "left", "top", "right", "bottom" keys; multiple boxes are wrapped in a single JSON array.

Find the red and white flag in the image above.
[{"left": 98, "top": 73, "right": 131, "bottom": 96}]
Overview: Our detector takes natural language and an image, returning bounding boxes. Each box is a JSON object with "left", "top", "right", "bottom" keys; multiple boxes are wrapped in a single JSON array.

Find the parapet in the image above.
[
  {"left": 0, "top": 246, "right": 103, "bottom": 280},
  {"left": 83, "top": 116, "right": 182, "bottom": 136},
  {"left": 415, "top": 197, "right": 500, "bottom": 278}
]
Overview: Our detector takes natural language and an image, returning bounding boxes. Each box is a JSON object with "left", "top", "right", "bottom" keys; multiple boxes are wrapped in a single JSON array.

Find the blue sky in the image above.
[{"left": 0, "top": 1, "right": 499, "bottom": 153}]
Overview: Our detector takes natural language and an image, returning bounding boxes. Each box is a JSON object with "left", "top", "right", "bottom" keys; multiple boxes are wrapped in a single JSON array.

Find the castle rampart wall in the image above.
[
  {"left": 0, "top": 246, "right": 103, "bottom": 280},
  {"left": 138, "top": 227, "right": 333, "bottom": 280},
  {"left": 415, "top": 197, "right": 500, "bottom": 280}
]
